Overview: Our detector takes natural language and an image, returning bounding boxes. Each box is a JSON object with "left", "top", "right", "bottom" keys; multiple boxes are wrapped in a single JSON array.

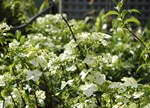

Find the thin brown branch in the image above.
[
  {"left": 61, "top": 14, "right": 89, "bottom": 69},
  {"left": 125, "top": 27, "right": 147, "bottom": 49}
]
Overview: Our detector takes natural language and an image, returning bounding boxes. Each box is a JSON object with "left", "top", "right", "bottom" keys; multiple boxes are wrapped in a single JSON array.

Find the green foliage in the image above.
[{"left": 0, "top": 0, "right": 150, "bottom": 107}]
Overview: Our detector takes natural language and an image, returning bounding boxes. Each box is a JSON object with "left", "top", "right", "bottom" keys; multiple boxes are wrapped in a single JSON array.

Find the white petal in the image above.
[{"left": 61, "top": 81, "right": 67, "bottom": 90}]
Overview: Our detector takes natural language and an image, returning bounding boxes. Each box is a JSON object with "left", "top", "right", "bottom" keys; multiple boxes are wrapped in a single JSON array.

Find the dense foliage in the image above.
[{"left": 0, "top": 0, "right": 150, "bottom": 107}]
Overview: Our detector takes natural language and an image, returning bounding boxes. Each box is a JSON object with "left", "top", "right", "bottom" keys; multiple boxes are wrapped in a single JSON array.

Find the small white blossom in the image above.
[
  {"left": 30, "top": 59, "right": 39, "bottom": 67},
  {"left": 66, "top": 65, "right": 76, "bottom": 71},
  {"left": 36, "top": 56, "right": 48, "bottom": 69},
  {"left": 61, "top": 79, "right": 74, "bottom": 90},
  {"left": 83, "top": 54, "right": 96, "bottom": 65},
  {"left": 80, "top": 69, "right": 89, "bottom": 80},
  {"left": 133, "top": 92, "right": 144, "bottom": 99},
  {"left": 94, "top": 72, "right": 106, "bottom": 85},
  {"left": 121, "top": 77, "right": 138, "bottom": 88},
  {"left": 9, "top": 39, "right": 20, "bottom": 49},
  {"left": 109, "top": 82, "right": 124, "bottom": 89},
  {"left": 112, "top": 55, "right": 118, "bottom": 63},
  {"left": 80, "top": 83, "right": 98, "bottom": 97},
  {"left": 26, "top": 69, "right": 42, "bottom": 82},
  {"left": 36, "top": 90, "right": 46, "bottom": 106}
]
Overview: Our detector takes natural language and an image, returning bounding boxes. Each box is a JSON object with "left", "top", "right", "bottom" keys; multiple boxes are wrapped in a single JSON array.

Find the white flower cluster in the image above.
[
  {"left": 109, "top": 77, "right": 138, "bottom": 89},
  {"left": 102, "top": 53, "right": 118, "bottom": 66},
  {"left": 0, "top": 22, "right": 11, "bottom": 32},
  {"left": 26, "top": 69, "right": 42, "bottom": 82},
  {"left": 36, "top": 14, "right": 66, "bottom": 25},
  {"left": 80, "top": 69, "right": 106, "bottom": 97},
  {"left": 76, "top": 32, "right": 111, "bottom": 46},
  {"left": 72, "top": 98, "right": 97, "bottom": 108},
  {"left": 59, "top": 40, "right": 77, "bottom": 61},
  {"left": 9, "top": 39, "right": 20, "bottom": 50},
  {"left": 36, "top": 90, "right": 46, "bottom": 106}
]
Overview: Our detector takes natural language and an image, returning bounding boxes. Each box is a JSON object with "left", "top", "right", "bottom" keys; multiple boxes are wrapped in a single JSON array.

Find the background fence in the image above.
[{"left": 61, "top": 0, "right": 150, "bottom": 25}]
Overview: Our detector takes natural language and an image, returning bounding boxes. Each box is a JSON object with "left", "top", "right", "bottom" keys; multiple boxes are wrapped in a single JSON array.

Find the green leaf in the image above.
[
  {"left": 136, "top": 63, "right": 149, "bottom": 73},
  {"left": 1, "top": 89, "right": 9, "bottom": 99},
  {"left": 125, "top": 16, "right": 141, "bottom": 25},
  {"left": 105, "top": 11, "right": 119, "bottom": 17},
  {"left": 121, "top": 10, "right": 128, "bottom": 20},
  {"left": 116, "top": 2, "right": 123, "bottom": 12},
  {"left": 130, "top": 9, "right": 141, "bottom": 14}
]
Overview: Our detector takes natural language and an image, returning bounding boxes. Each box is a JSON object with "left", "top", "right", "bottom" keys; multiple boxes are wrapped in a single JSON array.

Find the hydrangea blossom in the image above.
[
  {"left": 133, "top": 91, "right": 144, "bottom": 99},
  {"left": 94, "top": 72, "right": 106, "bottom": 85},
  {"left": 83, "top": 54, "right": 96, "bottom": 65},
  {"left": 80, "top": 83, "right": 98, "bottom": 97},
  {"left": 9, "top": 39, "right": 20, "bottom": 49},
  {"left": 26, "top": 69, "right": 42, "bottom": 82},
  {"left": 61, "top": 79, "right": 74, "bottom": 90},
  {"left": 66, "top": 65, "right": 76, "bottom": 71},
  {"left": 36, "top": 90, "right": 46, "bottom": 106},
  {"left": 121, "top": 77, "right": 138, "bottom": 88}
]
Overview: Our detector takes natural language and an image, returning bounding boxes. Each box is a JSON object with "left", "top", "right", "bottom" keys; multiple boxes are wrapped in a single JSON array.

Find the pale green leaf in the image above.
[
  {"left": 130, "top": 9, "right": 141, "bottom": 14},
  {"left": 125, "top": 17, "right": 141, "bottom": 25},
  {"left": 105, "top": 11, "right": 119, "bottom": 17}
]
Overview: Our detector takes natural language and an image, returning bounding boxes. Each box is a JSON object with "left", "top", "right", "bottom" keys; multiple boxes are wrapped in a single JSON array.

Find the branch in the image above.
[
  {"left": 125, "top": 26, "right": 147, "bottom": 49},
  {"left": 61, "top": 14, "right": 89, "bottom": 69},
  {"left": 10, "top": 2, "right": 55, "bottom": 32}
]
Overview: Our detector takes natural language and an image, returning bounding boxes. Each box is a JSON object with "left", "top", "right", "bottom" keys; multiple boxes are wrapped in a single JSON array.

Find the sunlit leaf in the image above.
[
  {"left": 105, "top": 11, "right": 119, "bottom": 17},
  {"left": 130, "top": 9, "right": 141, "bottom": 14},
  {"left": 125, "top": 16, "right": 141, "bottom": 25}
]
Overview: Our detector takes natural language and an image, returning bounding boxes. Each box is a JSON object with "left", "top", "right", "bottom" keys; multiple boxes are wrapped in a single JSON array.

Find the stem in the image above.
[
  {"left": 125, "top": 26, "right": 147, "bottom": 49},
  {"left": 61, "top": 14, "right": 89, "bottom": 69},
  {"left": 10, "top": 2, "right": 55, "bottom": 32}
]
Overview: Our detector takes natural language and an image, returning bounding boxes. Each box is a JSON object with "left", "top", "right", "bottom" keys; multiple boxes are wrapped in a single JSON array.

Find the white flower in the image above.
[
  {"left": 9, "top": 39, "right": 20, "bottom": 49},
  {"left": 30, "top": 59, "right": 39, "bottom": 67},
  {"left": 26, "top": 69, "right": 42, "bottom": 82},
  {"left": 64, "top": 40, "right": 77, "bottom": 51},
  {"left": 133, "top": 92, "right": 144, "bottom": 99},
  {"left": 121, "top": 77, "right": 138, "bottom": 88},
  {"left": 83, "top": 54, "right": 96, "bottom": 65},
  {"left": 80, "top": 83, "right": 98, "bottom": 97},
  {"left": 94, "top": 73, "right": 106, "bottom": 85},
  {"left": 4, "top": 96, "right": 12, "bottom": 106},
  {"left": 36, "top": 90, "right": 46, "bottom": 106},
  {"left": 80, "top": 69, "right": 89, "bottom": 80},
  {"left": 80, "top": 32, "right": 90, "bottom": 39},
  {"left": 0, "top": 75, "right": 5, "bottom": 86},
  {"left": 36, "top": 56, "right": 48, "bottom": 69},
  {"left": 23, "top": 84, "right": 32, "bottom": 92},
  {"left": 36, "top": 90, "right": 46, "bottom": 100},
  {"left": 109, "top": 82, "right": 124, "bottom": 89},
  {"left": 61, "top": 79, "right": 74, "bottom": 90},
  {"left": 72, "top": 103, "right": 84, "bottom": 108},
  {"left": 112, "top": 55, "right": 118, "bottom": 63},
  {"left": 66, "top": 65, "right": 76, "bottom": 71}
]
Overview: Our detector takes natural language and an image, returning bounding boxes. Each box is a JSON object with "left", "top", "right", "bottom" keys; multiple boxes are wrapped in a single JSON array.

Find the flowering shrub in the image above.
[{"left": 0, "top": 0, "right": 150, "bottom": 108}]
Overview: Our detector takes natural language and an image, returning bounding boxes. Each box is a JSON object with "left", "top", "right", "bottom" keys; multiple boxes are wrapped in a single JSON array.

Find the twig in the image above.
[
  {"left": 10, "top": 2, "right": 55, "bottom": 32},
  {"left": 61, "top": 14, "right": 89, "bottom": 69},
  {"left": 125, "top": 26, "right": 147, "bottom": 49}
]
